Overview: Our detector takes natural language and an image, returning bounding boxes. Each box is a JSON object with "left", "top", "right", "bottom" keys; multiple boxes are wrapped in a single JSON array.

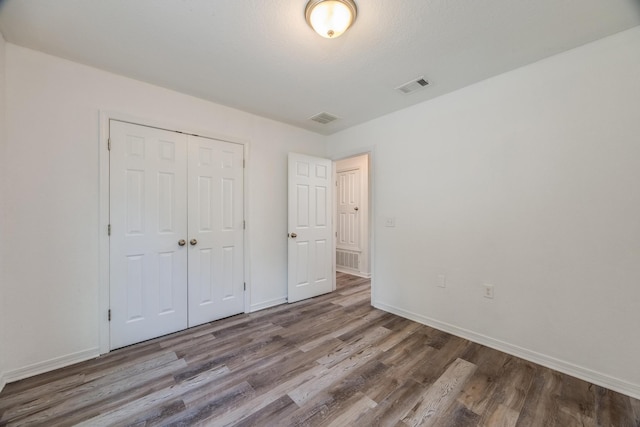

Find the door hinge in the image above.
[
  {"left": 243, "top": 220, "right": 246, "bottom": 230},
  {"left": 244, "top": 282, "right": 246, "bottom": 291},
  {"left": 243, "top": 159, "right": 245, "bottom": 168},
  {"left": 107, "top": 138, "right": 111, "bottom": 151},
  {"left": 108, "top": 224, "right": 111, "bottom": 236},
  {"left": 108, "top": 309, "right": 111, "bottom": 322}
]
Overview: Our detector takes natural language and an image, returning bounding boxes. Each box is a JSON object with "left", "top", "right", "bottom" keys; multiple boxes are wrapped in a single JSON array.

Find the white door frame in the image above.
[
  {"left": 331, "top": 147, "right": 376, "bottom": 303},
  {"left": 98, "top": 110, "right": 250, "bottom": 355}
]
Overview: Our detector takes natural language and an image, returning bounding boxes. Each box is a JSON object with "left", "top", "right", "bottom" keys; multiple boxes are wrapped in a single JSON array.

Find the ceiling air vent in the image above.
[
  {"left": 396, "top": 76, "right": 430, "bottom": 95},
  {"left": 309, "top": 112, "right": 339, "bottom": 125}
]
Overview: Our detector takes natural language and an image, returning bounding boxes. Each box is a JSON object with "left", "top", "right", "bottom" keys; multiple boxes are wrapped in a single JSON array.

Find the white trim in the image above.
[
  {"left": 98, "top": 111, "right": 110, "bottom": 355},
  {"left": 0, "top": 371, "right": 6, "bottom": 393},
  {"left": 249, "top": 297, "right": 288, "bottom": 313},
  {"left": 242, "top": 142, "right": 252, "bottom": 314},
  {"left": 332, "top": 163, "right": 337, "bottom": 292},
  {"left": 374, "top": 301, "right": 640, "bottom": 400},
  {"left": 336, "top": 267, "right": 371, "bottom": 278},
  {"left": 98, "top": 110, "right": 250, "bottom": 355},
  {"left": 99, "top": 110, "right": 249, "bottom": 147},
  {"left": 4, "top": 348, "right": 99, "bottom": 384}
]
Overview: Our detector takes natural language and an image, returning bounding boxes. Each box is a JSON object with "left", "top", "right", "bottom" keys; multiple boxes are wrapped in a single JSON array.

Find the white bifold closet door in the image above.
[{"left": 109, "top": 120, "right": 244, "bottom": 350}]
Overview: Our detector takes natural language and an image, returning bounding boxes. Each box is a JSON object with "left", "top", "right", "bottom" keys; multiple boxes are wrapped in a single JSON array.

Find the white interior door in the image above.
[
  {"left": 187, "top": 135, "right": 244, "bottom": 326},
  {"left": 287, "top": 153, "right": 335, "bottom": 303},
  {"left": 337, "top": 168, "right": 361, "bottom": 252},
  {"left": 109, "top": 120, "right": 189, "bottom": 349}
]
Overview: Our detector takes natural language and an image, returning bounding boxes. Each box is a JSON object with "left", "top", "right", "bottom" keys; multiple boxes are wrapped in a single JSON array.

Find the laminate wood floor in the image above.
[{"left": 1, "top": 273, "right": 639, "bottom": 426}]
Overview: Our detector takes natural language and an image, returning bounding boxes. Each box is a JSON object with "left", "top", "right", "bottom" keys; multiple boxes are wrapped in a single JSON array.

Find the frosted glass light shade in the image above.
[{"left": 305, "top": 0, "right": 357, "bottom": 39}]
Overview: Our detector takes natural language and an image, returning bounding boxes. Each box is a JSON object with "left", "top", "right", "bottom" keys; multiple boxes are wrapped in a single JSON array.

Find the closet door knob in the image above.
[
  {"left": 178, "top": 239, "right": 186, "bottom": 246},
  {"left": 190, "top": 239, "right": 198, "bottom": 246}
]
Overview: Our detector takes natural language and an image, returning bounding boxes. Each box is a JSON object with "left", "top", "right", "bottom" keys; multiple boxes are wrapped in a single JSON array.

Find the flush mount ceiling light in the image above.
[{"left": 305, "top": 0, "right": 357, "bottom": 39}]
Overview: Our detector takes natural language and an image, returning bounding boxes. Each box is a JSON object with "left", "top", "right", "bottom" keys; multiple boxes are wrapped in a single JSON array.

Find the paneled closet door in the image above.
[
  {"left": 109, "top": 120, "right": 189, "bottom": 349},
  {"left": 187, "top": 135, "right": 245, "bottom": 327}
]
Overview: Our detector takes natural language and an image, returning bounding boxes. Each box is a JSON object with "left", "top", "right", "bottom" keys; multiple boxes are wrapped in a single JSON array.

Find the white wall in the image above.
[
  {"left": 327, "top": 26, "right": 640, "bottom": 397},
  {"left": 2, "top": 44, "right": 325, "bottom": 379},
  {"left": 0, "top": 32, "right": 7, "bottom": 392}
]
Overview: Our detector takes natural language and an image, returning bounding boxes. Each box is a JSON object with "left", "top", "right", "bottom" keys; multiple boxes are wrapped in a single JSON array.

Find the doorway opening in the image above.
[
  {"left": 286, "top": 150, "right": 374, "bottom": 305},
  {"left": 335, "top": 153, "right": 370, "bottom": 279}
]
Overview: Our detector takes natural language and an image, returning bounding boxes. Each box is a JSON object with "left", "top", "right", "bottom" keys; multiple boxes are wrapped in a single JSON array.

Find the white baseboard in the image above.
[
  {"left": 249, "top": 297, "right": 287, "bottom": 313},
  {"left": 374, "top": 301, "right": 640, "bottom": 400},
  {"left": 4, "top": 348, "right": 99, "bottom": 384},
  {"left": 336, "top": 268, "right": 371, "bottom": 279},
  {"left": 0, "top": 371, "right": 6, "bottom": 393}
]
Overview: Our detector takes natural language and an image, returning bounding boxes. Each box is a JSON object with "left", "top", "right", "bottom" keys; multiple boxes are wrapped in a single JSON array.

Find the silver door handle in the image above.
[
  {"left": 190, "top": 239, "right": 198, "bottom": 246},
  {"left": 354, "top": 207, "right": 359, "bottom": 211},
  {"left": 290, "top": 233, "right": 297, "bottom": 238},
  {"left": 178, "top": 239, "right": 186, "bottom": 246}
]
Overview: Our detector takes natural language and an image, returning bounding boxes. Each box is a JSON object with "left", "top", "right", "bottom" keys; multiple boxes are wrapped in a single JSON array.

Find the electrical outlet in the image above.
[
  {"left": 483, "top": 283, "right": 494, "bottom": 299},
  {"left": 437, "top": 274, "right": 446, "bottom": 288}
]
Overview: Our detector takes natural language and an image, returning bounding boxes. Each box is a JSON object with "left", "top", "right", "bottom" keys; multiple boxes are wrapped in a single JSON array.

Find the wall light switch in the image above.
[
  {"left": 384, "top": 217, "right": 396, "bottom": 227},
  {"left": 483, "top": 283, "right": 494, "bottom": 299}
]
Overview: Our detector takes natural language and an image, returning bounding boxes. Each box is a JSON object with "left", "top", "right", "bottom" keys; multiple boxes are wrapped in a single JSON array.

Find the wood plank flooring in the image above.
[{"left": 1, "top": 272, "right": 639, "bottom": 426}]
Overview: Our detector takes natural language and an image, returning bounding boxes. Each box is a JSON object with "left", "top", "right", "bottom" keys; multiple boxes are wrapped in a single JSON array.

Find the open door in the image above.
[{"left": 287, "top": 153, "right": 335, "bottom": 303}]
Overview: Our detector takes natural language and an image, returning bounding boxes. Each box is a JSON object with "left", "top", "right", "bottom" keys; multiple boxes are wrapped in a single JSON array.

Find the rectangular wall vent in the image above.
[
  {"left": 309, "top": 112, "right": 339, "bottom": 124},
  {"left": 396, "top": 76, "right": 430, "bottom": 94},
  {"left": 337, "top": 250, "right": 360, "bottom": 270}
]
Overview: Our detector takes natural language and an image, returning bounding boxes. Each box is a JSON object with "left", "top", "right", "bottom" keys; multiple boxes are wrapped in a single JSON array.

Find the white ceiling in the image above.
[{"left": 1, "top": 0, "right": 639, "bottom": 135}]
